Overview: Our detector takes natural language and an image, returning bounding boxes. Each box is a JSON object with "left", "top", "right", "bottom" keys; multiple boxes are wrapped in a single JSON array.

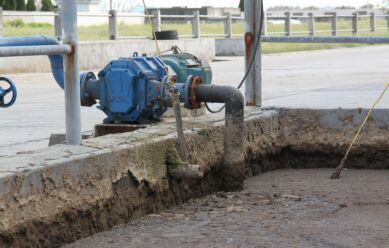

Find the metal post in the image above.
[
  {"left": 386, "top": 15, "right": 389, "bottom": 31},
  {"left": 151, "top": 9, "right": 161, "bottom": 32},
  {"left": 261, "top": 11, "right": 268, "bottom": 36},
  {"left": 370, "top": 12, "right": 376, "bottom": 32},
  {"left": 285, "top": 12, "right": 291, "bottom": 36},
  {"left": 109, "top": 10, "right": 118, "bottom": 40},
  {"left": 308, "top": 13, "right": 315, "bottom": 36},
  {"left": 352, "top": 12, "right": 359, "bottom": 35},
  {"left": 54, "top": 6, "right": 62, "bottom": 41},
  {"left": 244, "top": 0, "right": 262, "bottom": 107},
  {"left": 0, "top": 8, "right": 3, "bottom": 37},
  {"left": 224, "top": 12, "right": 232, "bottom": 38},
  {"left": 331, "top": 12, "right": 337, "bottom": 36},
  {"left": 192, "top": 10, "right": 200, "bottom": 38},
  {"left": 61, "top": 0, "right": 81, "bottom": 145}
]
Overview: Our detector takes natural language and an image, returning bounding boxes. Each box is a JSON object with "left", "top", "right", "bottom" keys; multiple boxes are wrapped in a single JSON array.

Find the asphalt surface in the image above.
[{"left": 2, "top": 45, "right": 389, "bottom": 155}]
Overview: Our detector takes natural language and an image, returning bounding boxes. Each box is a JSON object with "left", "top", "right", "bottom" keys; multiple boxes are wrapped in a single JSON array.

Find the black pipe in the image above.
[{"left": 195, "top": 85, "right": 245, "bottom": 191}]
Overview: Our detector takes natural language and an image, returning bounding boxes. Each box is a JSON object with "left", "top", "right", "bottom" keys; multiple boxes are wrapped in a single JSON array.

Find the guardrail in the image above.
[{"left": 1, "top": 8, "right": 389, "bottom": 40}]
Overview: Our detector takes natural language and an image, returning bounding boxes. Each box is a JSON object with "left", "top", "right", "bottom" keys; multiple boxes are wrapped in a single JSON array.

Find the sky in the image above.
[{"left": 145, "top": 0, "right": 384, "bottom": 8}]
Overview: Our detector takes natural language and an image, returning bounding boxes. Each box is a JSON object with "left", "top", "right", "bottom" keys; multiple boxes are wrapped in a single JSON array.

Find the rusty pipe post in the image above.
[
  {"left": 61, "top": 0, "right": 81, "bottom": 145},
  {"left": 244, "top": 0, "right": 262, "bottom": 107}
]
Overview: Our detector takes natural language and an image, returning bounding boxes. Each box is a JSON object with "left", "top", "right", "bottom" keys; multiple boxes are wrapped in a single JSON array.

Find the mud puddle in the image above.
[{"left": 65, "top": 169, "right": 389, "bottom": 248}]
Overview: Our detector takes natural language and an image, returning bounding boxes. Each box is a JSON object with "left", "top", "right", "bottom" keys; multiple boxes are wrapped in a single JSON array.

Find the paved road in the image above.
[{"left": 2, "top": 45, "right": 389, "bottom": 156}]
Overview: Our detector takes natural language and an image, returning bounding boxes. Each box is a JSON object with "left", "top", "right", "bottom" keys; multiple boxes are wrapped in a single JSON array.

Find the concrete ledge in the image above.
[
  {"left": 216, "top": 38, "right": 245, "bottom": 56},
  {"left": 1, "top": 107, "right": 389, "bottom": 247},
  {"left": 0, "top": 39, "right": 215, "bottom": 74}
]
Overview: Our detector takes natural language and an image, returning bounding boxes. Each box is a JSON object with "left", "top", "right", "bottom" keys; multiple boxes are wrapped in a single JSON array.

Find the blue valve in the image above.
[{"left": 0, "top": 77, "right": 17, "bottom": 108}]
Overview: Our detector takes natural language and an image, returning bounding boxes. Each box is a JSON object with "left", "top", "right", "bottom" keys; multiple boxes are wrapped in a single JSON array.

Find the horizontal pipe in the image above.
[
  {"left": 0, "top": 45, "right": 71, "bottom": 57},
  {"left": 262, "top": 36, "right": 389, "bottom": 44},
  {"left": 0, "top": 35, "right": 66, "bottom": 88}
]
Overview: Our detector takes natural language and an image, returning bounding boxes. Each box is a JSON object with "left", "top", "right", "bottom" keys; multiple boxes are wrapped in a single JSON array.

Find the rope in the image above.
[
  {"left": 331, "top": 83, "right": 389, "bottom": 179},
  {"left": 142, "top": 0, "right": 161, "bottom": 55}
]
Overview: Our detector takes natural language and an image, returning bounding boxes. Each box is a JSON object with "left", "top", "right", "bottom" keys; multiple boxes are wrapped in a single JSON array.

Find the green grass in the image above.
[{"left": 4, "top": 17, "right": 389, "bottom": 54}]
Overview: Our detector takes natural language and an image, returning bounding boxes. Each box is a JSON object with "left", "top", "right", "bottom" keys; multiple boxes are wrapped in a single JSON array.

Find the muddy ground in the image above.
[{"left": 64, "top": 169, "right": 389, "bottom": 248}]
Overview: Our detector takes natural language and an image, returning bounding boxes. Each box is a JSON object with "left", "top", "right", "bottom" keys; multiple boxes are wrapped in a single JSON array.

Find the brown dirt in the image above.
[{"left": 64, "top": 169, "right": 389, "bottom": 248}]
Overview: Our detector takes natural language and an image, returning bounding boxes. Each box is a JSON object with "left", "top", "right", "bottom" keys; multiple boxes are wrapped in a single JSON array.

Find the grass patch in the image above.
[{"left": 3, "top": 18, "right": 389, "bottom": 54}]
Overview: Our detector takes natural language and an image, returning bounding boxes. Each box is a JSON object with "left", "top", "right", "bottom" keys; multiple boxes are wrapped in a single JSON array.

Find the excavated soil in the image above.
[{"left": 65, "top": 169, "right": 389, "bottom": 248}]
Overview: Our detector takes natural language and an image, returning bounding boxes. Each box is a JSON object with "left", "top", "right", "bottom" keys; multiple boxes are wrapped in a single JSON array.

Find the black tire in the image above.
[{"left": 154, "top": 30, "right": 179, "bottom": 40}]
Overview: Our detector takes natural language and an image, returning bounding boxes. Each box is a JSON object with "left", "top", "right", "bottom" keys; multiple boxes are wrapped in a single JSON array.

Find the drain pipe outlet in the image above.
[{"left": 195, "top": 84, "right": 245, "bottom": 191}]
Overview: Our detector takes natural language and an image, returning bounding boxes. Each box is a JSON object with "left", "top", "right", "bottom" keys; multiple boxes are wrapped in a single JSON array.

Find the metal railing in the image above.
[{"left": 2, "top": 9, "right": 389, "bottom": 40}]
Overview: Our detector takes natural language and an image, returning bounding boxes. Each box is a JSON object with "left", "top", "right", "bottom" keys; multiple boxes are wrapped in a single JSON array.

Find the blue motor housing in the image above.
[
  {"left": 81, "top": 56, "right": 170, "bottom": 123},
  {"left": 81, "top": 53, "right": 210, "bottom": 124}
]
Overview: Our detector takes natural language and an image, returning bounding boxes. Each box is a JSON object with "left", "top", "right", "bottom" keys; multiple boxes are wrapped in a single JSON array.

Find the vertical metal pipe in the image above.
[
  {"left": 54, "top": 6, "right": 62, "bottom": 41},
  {"left": 308, "top": 13, "right": 315, "bottom": 36},
  {"left": 244, "top": 0, "right": 262, "bottom": 107},
  {"left": 109, "top": 10, "right": 118, "bottom": 40},
  {"left": 61, "top": 0, "right": 81, "bottom": 145},
  {"left": 331, "top": 13, "right": 337, "bottom": 36},
  {"left": 352, "top": 12, "right": 359, "bottom": 35},
  {"left": 225, "top": 12, "right": 232, "bottom": 38},
  {"left": 261, "top": 11, "right": 267, "bottom": 36},
  {"left": 192, "top": 10, "right": 200, "bottom": 38},
  {"left": 285, "top": 12, "right": 291, "bottom": 36},
  {"left": 254, "top": 0, "right": 262, "bottom": 107},
  {"left": 0, "top": 8, "right": 3, "bottom": 37},
  {"left": 151, "top": 9, "right": 161, "bottom": 32},
  {"left": 370, "top": 12, "right": 376, "bottom": 32}
]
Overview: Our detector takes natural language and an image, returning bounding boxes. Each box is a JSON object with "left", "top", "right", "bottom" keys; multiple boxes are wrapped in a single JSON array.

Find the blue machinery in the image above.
[
  {"left": 0, "top": 35, "right": 213, "bottom": 124},
  {"left": 0, "top": 33, "right": 245, "bottom": 189}
]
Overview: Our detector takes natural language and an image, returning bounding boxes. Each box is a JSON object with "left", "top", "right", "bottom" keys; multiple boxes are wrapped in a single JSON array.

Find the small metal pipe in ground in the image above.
[
  {"left": 62, "top": 0, "right": 82, "bottom": 145},
  {"left": 195, "top": 85, "right": 245, "bottom": 191},
  {"left": 262, "top": 36, "right": 389, "bottom": 44},
  {"left": 0, "top": 45, "right": 71, "bottom": 57}
]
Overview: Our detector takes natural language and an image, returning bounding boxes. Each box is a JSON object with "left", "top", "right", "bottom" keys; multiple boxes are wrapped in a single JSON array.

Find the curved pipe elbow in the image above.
[
  {"left": 0, "top": 35, "right": 64, "bottom": 88},
  {"left": 195, "top": 84, "right": 244, "bottom": 118}
]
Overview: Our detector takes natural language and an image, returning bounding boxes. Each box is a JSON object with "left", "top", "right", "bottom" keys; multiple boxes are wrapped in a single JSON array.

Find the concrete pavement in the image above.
[{"left": 2, "top": 45, "right": 389, "bottom": 156}]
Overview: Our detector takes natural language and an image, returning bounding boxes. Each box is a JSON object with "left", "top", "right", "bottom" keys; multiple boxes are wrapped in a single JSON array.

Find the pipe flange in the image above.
[
  {"left": 184, "top": 75, "right": 202, "bottom": 109},
  {"left": 80, "top": 71, "right": 97, "bottom": 107}
]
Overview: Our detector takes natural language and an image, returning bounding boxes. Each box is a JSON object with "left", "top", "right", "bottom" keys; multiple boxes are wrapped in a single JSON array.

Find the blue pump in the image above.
[{"left": 0, "top": 36, "right": 210, "bottom": 124}]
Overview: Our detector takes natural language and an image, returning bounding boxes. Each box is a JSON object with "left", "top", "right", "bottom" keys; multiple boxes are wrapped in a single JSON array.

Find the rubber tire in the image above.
[{"left": 154, "top": 30, "right": 179, "bottom": 40}]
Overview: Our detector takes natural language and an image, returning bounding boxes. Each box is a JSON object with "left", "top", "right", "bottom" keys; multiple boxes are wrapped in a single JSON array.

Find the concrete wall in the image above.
[
  {"left": 215, "top": 38, "right": 244, "bottom": 56},
  {"left": 0, "top": 38, "right": 215, "bottom": 74},
  {"left": 2, "top": 108, "right": 389, "bottom": 247}
]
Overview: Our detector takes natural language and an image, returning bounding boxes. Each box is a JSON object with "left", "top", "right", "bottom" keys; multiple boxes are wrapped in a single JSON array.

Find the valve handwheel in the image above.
[{"left": 0, "top": 77, "right": 17, "bottom": 108}]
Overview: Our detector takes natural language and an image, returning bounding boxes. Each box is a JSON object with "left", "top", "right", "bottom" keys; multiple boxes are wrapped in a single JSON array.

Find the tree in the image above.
[
  {"left": 3, "top": 0, "right": 17, "bottom": 10},
  {"left": 26, "top": 0, "right": 35, "bottom": 11},
  {"left": 41, "top": 0, "right": 52, "bottom": 11},
  {"left": 335, "top": 5, "right": 356, "bottom": 9},
  {"left": 16, "top": 0, "right": 25, "bottom": 10},
  {"left": 360, "top": 4, "right": 375, "bottom": 9},
  {"left": 239, "top": 0, "right": 244, "bottom": 11},
  {"left": 303, "top": 6, "right": 319, "bottom": 11}
]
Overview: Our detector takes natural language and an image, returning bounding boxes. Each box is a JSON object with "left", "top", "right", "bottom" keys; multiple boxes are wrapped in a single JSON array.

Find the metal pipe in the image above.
[
  {"left": 195, "top": 85, "right": 245, "bottom": 191},
  {"left": 0, "top": 45, "right": 71, "bottom": 57},
  {"left": 244, "top": 0, "right": 262, "bottom": 107},
  {"left": 62, "top": 0, "right": 81, "bottom": 145},
  {"left": 262, "top": 36, "right": 389, "bottom": 44},
  {"left": 0, "top": 35, "right": 66, "bottom": 88}
]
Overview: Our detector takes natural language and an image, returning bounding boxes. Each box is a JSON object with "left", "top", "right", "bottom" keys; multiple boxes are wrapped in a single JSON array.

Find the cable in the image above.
[
  {"left": 331, "top": 83, "right": 389, "bottom": 179},
  {"left": 205, "top": 0, "right": 264, "bottom": 113}
]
